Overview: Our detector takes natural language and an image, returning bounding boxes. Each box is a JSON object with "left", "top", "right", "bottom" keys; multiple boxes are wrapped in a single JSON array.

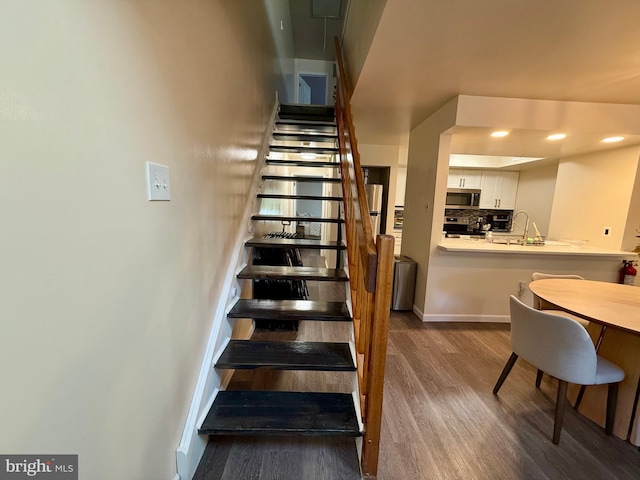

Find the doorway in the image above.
[
  {"left": 295, "top": 178, "right": 326, "bottom": 239},
  {"left": 362, "top": 166, "right": 391, "bottom": 234},
  {"left": 297, "top": 73, "right": 327, "bottom": 105}
]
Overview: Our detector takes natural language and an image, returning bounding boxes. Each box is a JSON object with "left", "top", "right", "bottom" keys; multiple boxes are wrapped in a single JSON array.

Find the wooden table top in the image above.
[{"left": 529, "top": 279, "right": 640, "bottom": 335}]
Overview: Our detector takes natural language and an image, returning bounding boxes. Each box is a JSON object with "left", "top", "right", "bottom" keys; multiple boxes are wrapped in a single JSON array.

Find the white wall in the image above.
[
  {"left": 0, "top": 2, "right": 275, "bottom": 479},
  {"left": 548, "top": 146, "right": 640, "bottom": 249},
  {"left": 264, "top": 0, "right": 296, "bottom": 103},
  {"left": 342, "top": 0, "right": 388, "bottom": 88},
  {"left": 402, "top": 98, "right": 458, "bottom": 312},
  {"left": 514, "top": 162, "right": 559, "bottom": 238},
  {"left": 622, "top": 160, "right": 640, "bottom": 253}
]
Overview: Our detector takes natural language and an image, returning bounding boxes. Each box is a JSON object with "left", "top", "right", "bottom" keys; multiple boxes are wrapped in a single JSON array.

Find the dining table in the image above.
[{"left": 529, "top": 278, "right": 640, "bottom": 445}]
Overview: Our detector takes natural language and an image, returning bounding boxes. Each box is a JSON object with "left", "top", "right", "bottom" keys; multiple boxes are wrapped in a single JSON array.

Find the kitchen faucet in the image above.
[{"left": 511, "top": 210, "right": 530, "bottom": 243}]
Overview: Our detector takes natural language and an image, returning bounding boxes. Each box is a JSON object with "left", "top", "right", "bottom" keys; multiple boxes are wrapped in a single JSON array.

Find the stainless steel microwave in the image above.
[{"left": 445, "top": 188, "right": 481, "bottom": 209}]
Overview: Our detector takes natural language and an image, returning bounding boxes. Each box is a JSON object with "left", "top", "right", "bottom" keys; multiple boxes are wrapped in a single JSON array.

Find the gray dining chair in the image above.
[
  {"left": 493, "top": 296, "right": 625, "bottom": 444},
  {"left": 530, "top": 272, "right": 607, "bottom": 408}
]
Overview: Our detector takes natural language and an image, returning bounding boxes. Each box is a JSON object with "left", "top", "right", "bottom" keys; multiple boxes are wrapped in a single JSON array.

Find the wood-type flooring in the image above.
[{"left": 194, "top": 257, "right": 640, "bottom": 479}]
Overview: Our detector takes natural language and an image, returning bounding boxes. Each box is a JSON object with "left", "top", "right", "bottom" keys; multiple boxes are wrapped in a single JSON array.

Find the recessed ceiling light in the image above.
[
  {"left": 491, "top": 131, "right": 509, "bottom": 138},
  {"left": 301, "top": 153, "right": 317, "bottom": 160},
  {"left": 546, "top": 133, "right": 567, "bottom": 140},
  {"left": 602, "top": 136, "right": 624, "bottom": 143}
]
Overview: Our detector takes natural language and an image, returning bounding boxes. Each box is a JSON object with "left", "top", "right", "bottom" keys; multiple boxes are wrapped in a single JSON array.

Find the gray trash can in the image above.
[{"left": 391, "top": 255, "right": 416, "bottom": 311}]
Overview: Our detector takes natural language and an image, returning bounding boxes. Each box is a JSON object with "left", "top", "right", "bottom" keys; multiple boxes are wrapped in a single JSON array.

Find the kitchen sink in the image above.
[{"left": 491, "top": 237, "right": 527, "bottom": 245}]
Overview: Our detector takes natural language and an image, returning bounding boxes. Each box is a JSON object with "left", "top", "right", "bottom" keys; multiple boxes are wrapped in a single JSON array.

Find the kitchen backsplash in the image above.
[{"left": 444, "top": 208, "right": 514, "bottom": 232}]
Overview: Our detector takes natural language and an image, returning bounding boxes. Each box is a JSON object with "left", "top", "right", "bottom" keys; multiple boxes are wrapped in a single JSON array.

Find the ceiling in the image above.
[
  {"left": 289, "top": 0, "right": 348, "bottom": 61},
  {"left": 346, "top": 0, "right": 640, "bottom": 162}
]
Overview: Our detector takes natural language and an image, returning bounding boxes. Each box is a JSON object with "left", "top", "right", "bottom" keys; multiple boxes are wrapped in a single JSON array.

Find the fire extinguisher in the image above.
[{"left": 619, "top": 260, "right": 637, "bottom": 286}]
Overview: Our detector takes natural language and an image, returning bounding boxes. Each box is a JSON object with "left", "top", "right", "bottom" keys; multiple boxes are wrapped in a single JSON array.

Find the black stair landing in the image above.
[
  {"left": 238, "top": 265, "right": 348, "bottom": 282},
  {"left": 245, "top": 237, "right": 346, "bottom": 250},
  {"left": 199, "top": 391, "right": 361, "bottom": 436},
  {"left": 251, "top": 214, "right": 344, "bottom": 224},
  {"left": 228, "top": 299, "right": 351, "bottom": 322},
  {"left": 261, "top": 175, "right": 341, "bottom": 184},
  {"left": 216, "top": 340, "right": 355, "bottom": 371}
]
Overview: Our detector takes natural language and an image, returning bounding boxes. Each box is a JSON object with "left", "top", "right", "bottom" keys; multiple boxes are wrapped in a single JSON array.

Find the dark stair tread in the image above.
[
  {"left": 262, "top": 175, "right": 341, "bottom": 183},
  {"left": 269, "top": 145, "right": 339, "bottom": 154},
  {"left": 216, "top": 340, "right": 355, "bottom": 371},
  {"left": 269, "top": 145, "right": 338, "bottom": 154},
  {"left": 228, "top": 299, "right": 351, "bottom": 321},
  {"left": 238, "top": 265, "right": 348, "bottom": 281},
  {"left": 275, "top": 120, "right": 337, "bottom": 133},
  {"left": 272, "top": 132, "right": 337, "bottom": 142},
  {"left": 251, "top": 215, "right": 344, "bottom": 224},
  {"left": 245, "top": 237, "right": 346, "bottom": 250},
  {"left": 199, "top": 391, "right": 361, "bottom": 436},
  {"left": 257, "top": 193, "right": 343, "bottom": 201},
  {"left": 266, "top": 159, "right": 340, "bottom": 168},
  {"left": 280, "top": 104, "right": 335, "bottom": 115},
  {"left": 279, "top": 104, "right": 335, "bottom": 123}
]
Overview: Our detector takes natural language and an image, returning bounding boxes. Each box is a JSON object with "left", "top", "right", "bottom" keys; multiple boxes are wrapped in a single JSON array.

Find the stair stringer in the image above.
[
  {"left": 175, "top": 98, "right": 279, "bottom": 480},
  {"left": 343, "top": 261, "right": 365, "bottom": 465}
]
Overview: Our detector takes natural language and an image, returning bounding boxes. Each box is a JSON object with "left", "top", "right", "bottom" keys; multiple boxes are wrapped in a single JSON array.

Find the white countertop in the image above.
[{"left": 438, "top": 237, "right": 635, "bottom": 257}]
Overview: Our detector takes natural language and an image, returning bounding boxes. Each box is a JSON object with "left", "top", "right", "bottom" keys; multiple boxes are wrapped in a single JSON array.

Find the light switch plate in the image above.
[{"left": 146, "top": 162, "right": 171, "bottom": 201}]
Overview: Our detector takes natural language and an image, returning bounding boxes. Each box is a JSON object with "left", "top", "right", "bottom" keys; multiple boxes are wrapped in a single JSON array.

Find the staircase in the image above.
[
  {"left": 181, "top": 41, "right": 394, "bottom": 480},
  {"left": 198, "top": 103, "right": 363, "bottom": 439}
]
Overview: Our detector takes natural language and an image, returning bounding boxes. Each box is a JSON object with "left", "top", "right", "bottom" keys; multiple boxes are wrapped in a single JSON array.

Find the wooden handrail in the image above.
[
  {"left": 334, "top": 37, "right": 395, "bottom": 478},
  {"left": 334, "top": 38, "right": 378, "bottom": 293}
]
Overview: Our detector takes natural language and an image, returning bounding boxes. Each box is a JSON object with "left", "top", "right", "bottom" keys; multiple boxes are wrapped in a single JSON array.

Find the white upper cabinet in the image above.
[
  {"left": 479, "top": 172, "right": 501, "bottom": 208},
  {"left": 447, "top": 169, "right": 482, "bottom": 189},
  {"left": 497, "top": 171, "right": 519, "bottom": 209},
  {"left": 479, "top": 171, "right": 519, "bottom": 209}
]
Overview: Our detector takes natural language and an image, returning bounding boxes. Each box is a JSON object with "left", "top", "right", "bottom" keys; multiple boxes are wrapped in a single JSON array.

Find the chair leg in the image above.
[
  {"left": 493, "top": 353, "right": 518, "bottom": 395},
  {"left": 553, "top": 380, "right": 569, "bottom": 444},
  {"left": 595, "top": 325, "right": 608, "bottom": 352},
  {"left": 626, "top": 377, "right": 640, "bottom": 441},
  {"left": 535, "top": 369, "right": 544, "bottom": 389},
  {"left": 606, "top": 383, "right": 619, "bottom": 436},
  {"left": 574, "top": 385, "right": 587, "bottom": 409}
]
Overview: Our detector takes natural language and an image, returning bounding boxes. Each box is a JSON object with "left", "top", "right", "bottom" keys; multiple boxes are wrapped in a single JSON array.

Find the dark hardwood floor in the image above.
[{"left": 194, "top": 256, "right": 640, "bottom": 479}]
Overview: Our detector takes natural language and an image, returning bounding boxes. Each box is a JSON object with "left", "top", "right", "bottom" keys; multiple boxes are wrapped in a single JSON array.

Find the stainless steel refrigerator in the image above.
[{"left": 365, "top": 184, "right": 383, "bottom": 236}]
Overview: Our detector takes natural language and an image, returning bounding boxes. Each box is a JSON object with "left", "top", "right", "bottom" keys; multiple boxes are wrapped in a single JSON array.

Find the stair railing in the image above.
[{"left": 334, "top": 37, "right": 395, "bottom": 478}]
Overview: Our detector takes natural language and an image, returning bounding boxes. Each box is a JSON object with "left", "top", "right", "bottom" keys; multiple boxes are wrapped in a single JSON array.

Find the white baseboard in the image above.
[
  {"left": 421, "top": 313, "right": 510, "bottom": 323},
  {"left": 412, "top": 303, "right": 509, "bottom": 322},
  {"left": 175, "top": 98, "right": 279, "bottom": 480}
]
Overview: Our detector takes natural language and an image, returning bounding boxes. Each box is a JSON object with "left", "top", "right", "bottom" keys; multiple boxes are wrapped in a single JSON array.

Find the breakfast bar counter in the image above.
[{"left": 438, "top": 237, "right": 633, "bottom": 257}]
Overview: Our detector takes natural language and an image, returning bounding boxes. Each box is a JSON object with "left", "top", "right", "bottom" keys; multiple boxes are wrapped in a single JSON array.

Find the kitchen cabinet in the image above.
[
  {"left": 479, "top": 171, "right": 519, "bottom": 209},
  {"left": 447, "top": 169, "right": 482, "bottom": 189}
]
